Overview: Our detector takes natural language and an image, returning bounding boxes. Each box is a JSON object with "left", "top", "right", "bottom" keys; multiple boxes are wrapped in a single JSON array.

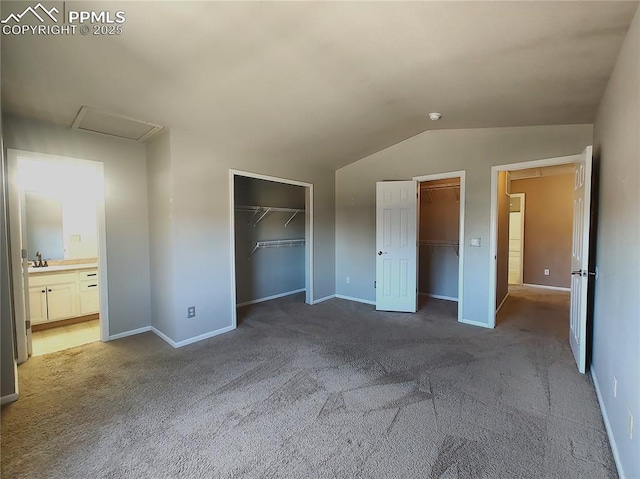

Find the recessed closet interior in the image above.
[
  {"left": 418, "top": 178, "right": 461, "bottom": 306},
  {"left": 234, "top": 176, "right": 306, "bottom": 307}
]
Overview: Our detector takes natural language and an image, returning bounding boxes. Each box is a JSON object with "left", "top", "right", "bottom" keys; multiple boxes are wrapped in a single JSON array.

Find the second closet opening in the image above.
[
  {"left": 418, "top": 178, "right": 461, "bottom": 314},
  {"left": 231, "top": 173, "right": 312, "bottom": 324}
]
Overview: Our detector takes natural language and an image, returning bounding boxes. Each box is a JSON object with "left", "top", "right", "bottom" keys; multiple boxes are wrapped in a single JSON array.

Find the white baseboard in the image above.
[
  {"left": 312, "top": 294, "right": 335, "bottom": 304},
  {"left": 108, "top": 326, "right": 151, "bottom": 341},
  {"left": 151, "top": 325, "right": 235, "bottom": 349},
  {"left": 335, "top": 294, "right": 376, "bottom": 306},
  {"left": 419, "top": 292, "right": 458, "bottom": 302},
  {"left": 496, "top": 293, "right": 509, "bottom": 313},
  {"left": 1, "top": 393, "right": 18, "bottom": 405},
  {"left": 591, "top": 368, "right": 626, "bottom": 479},
  {"left": 523, "top": 283, "right": 570, "bottom": 292},
  {"left": 459, "top": 318, "right": 493, "bottom": 329},
  {"left": 236, "top": 288, "right": 305, "bottom": 308}
]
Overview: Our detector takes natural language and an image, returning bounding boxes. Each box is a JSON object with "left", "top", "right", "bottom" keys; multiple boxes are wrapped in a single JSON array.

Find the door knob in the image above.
[
  {"left": 571, "top": 270, "right": 583, "bottom": 276},
  {"left": 378, "top": 251, "right": 387, "bottom": 256}
]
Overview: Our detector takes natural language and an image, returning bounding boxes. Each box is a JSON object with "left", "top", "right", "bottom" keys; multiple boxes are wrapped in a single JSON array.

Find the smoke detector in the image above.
[{"left": 429, "top": 112, "right": 442, "bottom": 121}]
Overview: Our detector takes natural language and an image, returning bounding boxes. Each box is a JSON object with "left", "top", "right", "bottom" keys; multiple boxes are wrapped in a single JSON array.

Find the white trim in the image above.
[
  {"left": 459, "top": 318, "right": 492, "bottom": 329},
  {"left": 413, "top": 170, "right": 465, "bottom": 323},
  {"left": 488, "top": 153, "right": 582, "bottom": 328},
  {"left": 335, "top": 294, "right": 376, "bottom": 305},
  {"left": 108, "top": 326, "right": 151, "bottom": 341},
  {"left": 312, "top": 294, "right": 335, "bottom": 304},
  {"left": 591, "top": 368, "right": 626, "bottom": 479},
  {"left": 522, "top": 283, "right": 571, "bottom": 292},
  {"left": 1, "top": 393, "right": 19, "bottom": 405},
  {"left": 496, "top": 292, "right": 509, "bottom": 313},
  {"left": 236, "top": 288, "right": 305, "bottom": 308},
  {"left": 419, "top": 292, "right": 458, "bottom": 302},
  {"left": 151, "top": 325, "right": 235, "bottom": 349},
  {"left": 229, "top": 169, "right": 314, "bottom": 331}
]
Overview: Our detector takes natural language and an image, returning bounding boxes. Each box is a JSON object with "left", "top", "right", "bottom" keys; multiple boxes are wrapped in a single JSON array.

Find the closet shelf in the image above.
[
  {"left": 249, "top": 238, "right": 305, "bottom": 258},
  {"left": 421, "top": 183, "right": 460, "bottom": 203},
  {"left": 419, "top": 240, "right": 459, "bottom": 257},
  {"left": 236, "top": 205, "right": 304, "bottom": 227}
]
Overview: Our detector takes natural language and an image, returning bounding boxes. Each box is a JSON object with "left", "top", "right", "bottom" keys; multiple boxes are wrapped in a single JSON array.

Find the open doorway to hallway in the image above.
[
  {"left": 497, "top": 164, "right": 575, "bottom": 328},
  {"left": 490, "top": 147, "right": 595, "bottom": 373}
]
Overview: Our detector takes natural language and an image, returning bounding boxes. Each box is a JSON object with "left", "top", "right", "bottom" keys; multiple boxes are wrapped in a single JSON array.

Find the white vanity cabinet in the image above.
[
  {"left": 28, "top": 272, "right": 79, "bottom": 324},
  {"left": 28, "top": 268, "right": 98, "bottom": 325},
  {"left": 78, "top": 270, "right": 100, "bottom": 315}
]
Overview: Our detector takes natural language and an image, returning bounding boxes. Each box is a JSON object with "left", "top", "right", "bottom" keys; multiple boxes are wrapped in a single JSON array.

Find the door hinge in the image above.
[
  {"left": 374, "top": 281, "right": 376, "bottom": 289},
  {"left": 21, "top": 249, "right": 28, "bottom": 259},
  {"left": 25, "top": 320, "right": 31, "bottom": 330}
]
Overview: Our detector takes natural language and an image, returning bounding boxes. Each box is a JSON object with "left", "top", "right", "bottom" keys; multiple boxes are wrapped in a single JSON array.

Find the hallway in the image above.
[{"left": 498, "top": 285, "right": 571, "bottom": 340}]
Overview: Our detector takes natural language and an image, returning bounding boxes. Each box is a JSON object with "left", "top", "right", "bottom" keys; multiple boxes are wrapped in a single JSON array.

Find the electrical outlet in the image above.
[
  {"left": 346, "top": 277, "right": 350, "bottom": 284},
  {"left": 187, "top": 306, "right": 196, "bottom": 318},
  {"left": 544, "top": 269, "right": 550, "bottom": 276},
  {"left": 613, "top": 376, "right": 617, "bottom": 398},
  {"left": 629, "top": 410, "right": 634, "bottom": 440}
]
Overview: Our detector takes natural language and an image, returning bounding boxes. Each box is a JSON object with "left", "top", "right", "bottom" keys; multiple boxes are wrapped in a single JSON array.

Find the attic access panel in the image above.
[{"left": 71, "top": 107, "right": 163, "bottom": 142}]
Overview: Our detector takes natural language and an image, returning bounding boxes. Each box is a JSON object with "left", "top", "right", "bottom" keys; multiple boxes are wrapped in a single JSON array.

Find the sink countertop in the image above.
[{"left": 28, "top": 263, "right": 98, "bottom": 274}]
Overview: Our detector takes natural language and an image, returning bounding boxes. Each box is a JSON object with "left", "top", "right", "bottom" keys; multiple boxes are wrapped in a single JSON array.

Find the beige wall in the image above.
[
  {"left": 591, "top": 6, "right": 640, "bottom": 478},
  {"left": 496, "top": 172, "right": 510, "bottom": 306},
  {"left": 511, "top": 174, "right": 574, "bottom": 288}
]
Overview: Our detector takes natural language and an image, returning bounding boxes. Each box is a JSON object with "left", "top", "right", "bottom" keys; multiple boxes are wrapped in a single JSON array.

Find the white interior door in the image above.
[
  {"left": 376, "top": 181, "right": 418, "bottom": 312},
  {"left": 570, "top": 146, "right": 593, "bottom": 374}
]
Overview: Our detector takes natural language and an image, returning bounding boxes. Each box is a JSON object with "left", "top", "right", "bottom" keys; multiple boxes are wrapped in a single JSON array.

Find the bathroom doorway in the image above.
[{"left": 8, "top": 150, "right": 108, "bottom": 361}]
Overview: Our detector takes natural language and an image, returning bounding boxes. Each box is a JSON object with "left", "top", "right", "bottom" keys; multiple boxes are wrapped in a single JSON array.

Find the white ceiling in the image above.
[{"left": 1, "top": 1, "right": 638, "bottom": 169}]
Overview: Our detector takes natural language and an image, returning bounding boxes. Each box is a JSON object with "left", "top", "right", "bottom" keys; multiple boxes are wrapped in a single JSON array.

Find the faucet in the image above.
[{"left": 34, "top": 251, "right": 46, "bottom": 268}]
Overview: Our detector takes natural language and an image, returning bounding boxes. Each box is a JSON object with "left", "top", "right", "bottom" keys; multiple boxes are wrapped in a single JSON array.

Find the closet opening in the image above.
[
  {"left": 415, "top": 173, "right": 464, "bottom": 321},
  {"left": 229, "top": 171, "right": 313, "bottom": 327}
]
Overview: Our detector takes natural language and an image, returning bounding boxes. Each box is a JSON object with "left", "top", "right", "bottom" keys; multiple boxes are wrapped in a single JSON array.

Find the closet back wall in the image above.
[
  {"left": 234, "top": 177, "right": 305, "bottom": 305},
  {"left": 419, "top": 180, "right": 460, "bottom": 300}
]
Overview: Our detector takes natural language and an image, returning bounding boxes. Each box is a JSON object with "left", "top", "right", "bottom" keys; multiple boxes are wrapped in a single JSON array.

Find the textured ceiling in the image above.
[{"left": 1, "top": 1, "right": 637, "bottom": 169}]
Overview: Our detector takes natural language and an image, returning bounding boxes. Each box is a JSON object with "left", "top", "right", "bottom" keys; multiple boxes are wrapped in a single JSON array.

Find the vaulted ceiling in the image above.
[{"left": 2, "top": 1, "right": 638, "bottom": 169}]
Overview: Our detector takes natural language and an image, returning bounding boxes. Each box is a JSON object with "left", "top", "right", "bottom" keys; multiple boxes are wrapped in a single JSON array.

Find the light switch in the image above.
[{"left": 470, "top": 237, "right": 481, "bottom": 247}]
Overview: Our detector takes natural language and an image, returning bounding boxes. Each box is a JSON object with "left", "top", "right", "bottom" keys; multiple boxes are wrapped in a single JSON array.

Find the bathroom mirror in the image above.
[{"left": 25, "top": 191, "right": 64, "bottom": 260}]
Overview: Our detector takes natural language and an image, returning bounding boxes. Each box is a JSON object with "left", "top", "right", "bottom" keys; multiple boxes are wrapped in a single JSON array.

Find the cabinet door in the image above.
[
  {"left": 79, "top": 282, "right": 100, "bottom": 315},
  {"left": 28, "top": 287, "right": 48, "bottom": 324},
  {"left": 46, "top": 283, "right": 78, "bottom": 321}
]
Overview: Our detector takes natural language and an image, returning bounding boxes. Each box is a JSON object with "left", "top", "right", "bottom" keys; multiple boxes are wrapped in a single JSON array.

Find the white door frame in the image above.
[
  {"left": 7, "top": 149, "right": 110, "bottom": 364},
  {"left": 413, "top": 170, "right": 466, "bottom": 323},
  {"left": 508, "top": 192, "right": 525, "bottom": 285},
  {"left": 488, "top": 154, "right": 581, "bottom": 327},
  {"left": 229, "top": 169, "right": 314, "bottom": 329}
]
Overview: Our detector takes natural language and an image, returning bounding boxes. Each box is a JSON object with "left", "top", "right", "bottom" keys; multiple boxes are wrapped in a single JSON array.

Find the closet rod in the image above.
[{"left": 249, "top": 238, "right": 305, "bottom": 258}]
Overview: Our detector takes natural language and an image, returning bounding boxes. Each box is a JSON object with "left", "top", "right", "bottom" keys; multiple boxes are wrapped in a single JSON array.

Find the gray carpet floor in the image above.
[{"left": 1, "top": 287, "right": 616, "bottom": 478}]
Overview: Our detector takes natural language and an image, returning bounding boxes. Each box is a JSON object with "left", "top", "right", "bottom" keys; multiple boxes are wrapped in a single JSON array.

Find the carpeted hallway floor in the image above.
[{"left": 1, "top": 288, "right": 616, "bottom": 478}]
